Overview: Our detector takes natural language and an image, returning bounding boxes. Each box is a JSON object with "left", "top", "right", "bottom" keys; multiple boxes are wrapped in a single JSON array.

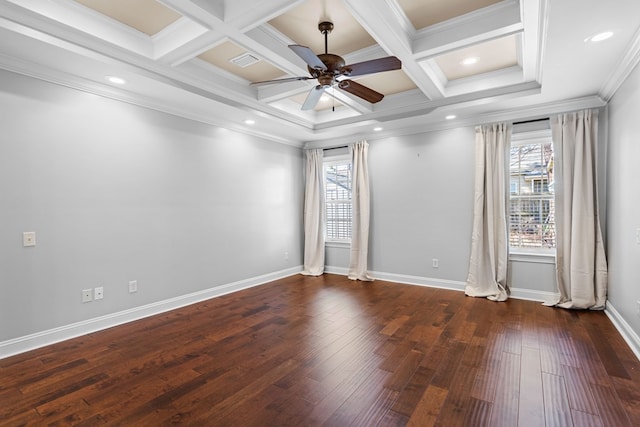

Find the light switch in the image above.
[{"left": 23, "top": 231, "right": 36, "bottom": 247}]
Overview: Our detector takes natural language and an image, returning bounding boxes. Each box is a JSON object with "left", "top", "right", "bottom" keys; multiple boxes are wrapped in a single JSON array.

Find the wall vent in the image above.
[{"left": 230, "top": 53, "right": 260, "bottom": 68}]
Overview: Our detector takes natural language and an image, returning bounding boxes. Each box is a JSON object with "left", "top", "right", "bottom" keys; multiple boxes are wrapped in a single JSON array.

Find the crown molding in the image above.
[
  {"left": 599, "top": 26, "right": 640, "bottom": 101},
  {"left": 304, "top": 94, "right": 606, "bottom": 149}
]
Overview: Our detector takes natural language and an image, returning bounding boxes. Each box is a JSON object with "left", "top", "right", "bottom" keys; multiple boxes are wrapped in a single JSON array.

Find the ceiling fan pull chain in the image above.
[{"left": 332, "top": 86, "right": 335, "bottom": 112}]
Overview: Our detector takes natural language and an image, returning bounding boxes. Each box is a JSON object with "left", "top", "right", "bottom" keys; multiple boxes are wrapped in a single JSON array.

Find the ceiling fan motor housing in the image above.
[
  {"left": 308, "top": 21, "right": 346, "bottom": 85},
  {"left": 309, "top": 53, "right": 346, "bottom": 78}
]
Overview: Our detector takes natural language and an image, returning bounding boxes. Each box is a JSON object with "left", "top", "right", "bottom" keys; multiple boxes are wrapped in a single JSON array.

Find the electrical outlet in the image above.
[
  {"left": 94, "top": 287, "right": 104, "bottom": 300},
  {"left": 82, "top": 289, "right": 92, "bottom": 303},
  {"left": 129, "top": 280, "right": 138, "bottom": 293},
  {"left": 23, "top": 231, "right": 36, "bottom": 247},
  {"left": 432, "top": 258, "right": 439, "bottom": 268},
  {"left": 284, "top": 252, "right": 289, "bottom": 260}
]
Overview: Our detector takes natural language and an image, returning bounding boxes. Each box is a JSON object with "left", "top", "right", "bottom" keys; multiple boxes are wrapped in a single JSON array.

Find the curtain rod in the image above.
[
  {"left": 513, "top": 117, "right": 549, "bottom": 125},
  {"left": 323, "top": 145, "right": 349, "bottom": 151}
]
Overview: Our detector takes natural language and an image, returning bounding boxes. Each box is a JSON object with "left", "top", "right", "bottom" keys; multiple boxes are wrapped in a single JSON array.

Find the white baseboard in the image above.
[
  {"left": 605, "top": 301, "right": 640, "bottom": 362},
  {"left": 327, "top": 267, "right": 558, "bottom": 302},
  {"left": 509, "top": 288, "right": 560, "bottom": 302},
  {"left": 370, "top": 270, "right": 466, "bottom": 292},
  {"left": 0, "top": 266, "right": 302, "bottom": 360},
  {"left": 324, "top": 266, "right": 349, "bottom": 276}
]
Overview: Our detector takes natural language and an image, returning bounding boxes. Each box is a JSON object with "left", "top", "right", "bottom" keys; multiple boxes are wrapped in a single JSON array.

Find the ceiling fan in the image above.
[{"left": 251, "top": 21, "right": 401, "bottom": 110}]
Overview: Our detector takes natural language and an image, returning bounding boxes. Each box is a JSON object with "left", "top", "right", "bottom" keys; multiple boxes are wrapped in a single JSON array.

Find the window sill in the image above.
[
  {"left": 509, "top": 251, "right": 555, "bottom": 264},
  {"left": 325, "top": 240, "right": 350, "bottom": 249}
]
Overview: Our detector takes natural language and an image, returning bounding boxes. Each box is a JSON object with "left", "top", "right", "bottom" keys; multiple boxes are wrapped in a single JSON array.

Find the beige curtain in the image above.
[
  {"left": 465, "top": 123, "right": 511, "bottom": 301},
  {"left": 550, "top": 110, "right": 607, "bottom": 309},
  {"left": 348, "top": 141, "right": 374, "bottom": 281},
  {"left": 301, "top": 149, "right": 325, "bottom": 276}
]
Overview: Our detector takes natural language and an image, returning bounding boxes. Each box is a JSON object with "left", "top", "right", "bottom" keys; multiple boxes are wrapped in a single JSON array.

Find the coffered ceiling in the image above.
[{"left": 0, "top": 0, "right": 638, "bottom": 147}]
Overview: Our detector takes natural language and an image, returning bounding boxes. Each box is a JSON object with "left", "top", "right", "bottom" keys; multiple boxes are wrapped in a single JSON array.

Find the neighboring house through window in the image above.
[{"left": 509, "top": 129, "right": 555, "bottom": 252}]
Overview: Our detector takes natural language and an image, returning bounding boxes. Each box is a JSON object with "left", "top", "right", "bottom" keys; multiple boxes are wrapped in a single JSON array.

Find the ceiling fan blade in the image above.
[
  {"left": 250, "top": 76, "right": 313, "bottom": 86},
  {"left": 341, "top": 56, "right": 401, "bottom": 77},
  {"left": 289, "top": 45, "right": 327, "bottom": 71},
  {"left": 338, "top": 80, "right": 384, "bottom": 104},
  {"left": 301, "top": 86, "right": 325, "bottom": 110}
]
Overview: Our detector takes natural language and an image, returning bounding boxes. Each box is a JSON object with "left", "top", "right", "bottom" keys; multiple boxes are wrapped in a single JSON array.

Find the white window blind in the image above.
[
  {"left": 324, "top": 160, "right": 352, "bottom": 241},
  {"left": 509, "top": 132, "right": 555, "bottom": 251}
]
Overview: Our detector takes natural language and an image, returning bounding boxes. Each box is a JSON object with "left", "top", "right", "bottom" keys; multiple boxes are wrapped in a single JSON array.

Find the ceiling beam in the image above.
[
  {"left": 412, "top": 0, "right": 524, "bottom": 59},
  {"left": 343, "top": 0, "right": 444, "bottom": 100}
]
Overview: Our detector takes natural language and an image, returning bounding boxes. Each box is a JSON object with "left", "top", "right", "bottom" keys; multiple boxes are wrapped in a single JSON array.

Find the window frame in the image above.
[
  {"left": 509, "top": 129, "right": 556, "bottom": 257},
  {"left": 323, "top": 154, "right": 352, "bottom": 244}
]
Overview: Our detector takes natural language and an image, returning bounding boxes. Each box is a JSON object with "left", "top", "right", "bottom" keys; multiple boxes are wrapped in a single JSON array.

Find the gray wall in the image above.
[
  {"left": 326, "top": 127, "right": 558, "bottom": 296},
  {"left": 607, "top": 62, "right": 640, "bottom": 338},
  {"left": 369, "top": 129, "right": 474, "bottom": 281},
  {"left": 0, "top": 70, "right": 304, "bottom": 342}
]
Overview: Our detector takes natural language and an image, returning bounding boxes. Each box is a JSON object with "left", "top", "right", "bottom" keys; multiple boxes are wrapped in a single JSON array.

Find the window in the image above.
[
  {"left": 509, "top": 132, "right": 555, "bottom": 251},
  {"left": 324, "top": 159, "right": 352, "bottom": 241}
]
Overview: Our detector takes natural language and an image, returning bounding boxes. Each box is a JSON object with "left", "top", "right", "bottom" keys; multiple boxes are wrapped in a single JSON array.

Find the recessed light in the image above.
[
  {"left": 105, "top": 76, "right": 126, "bottom": 85},
  {"left": 373, "top": 127, "right": 383, "bottom": 132},
  {"left": 461, "top": 57, "right": 479, "bottom": 66},
  {"left": 244, "top": 119, "right": 255, "bottom": 125},
  {"left": 585, "top": 31, "right": 614, "bottom": 43},
  {"left": 445, "top": 114, "right": 456, "bottom": 120}
]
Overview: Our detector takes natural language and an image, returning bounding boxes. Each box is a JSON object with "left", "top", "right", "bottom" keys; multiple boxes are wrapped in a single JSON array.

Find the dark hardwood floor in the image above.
[{"left": 1, "top": 274, "right": 639, "bottom": 426}]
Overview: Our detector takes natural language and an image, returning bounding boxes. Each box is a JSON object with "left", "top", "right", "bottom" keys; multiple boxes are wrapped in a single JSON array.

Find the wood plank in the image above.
[
  {"left": 518, "top": 346, "right": 544, "bottom": 427},
  {"left": 488, "top": 351, "right": 520, "bottom": 426},
  {"left": 585, "top": 320, "right": 631, "bottom": 379},
  {"left": 431, "top": 361, "right": 478, "bottom": 425},
  {"left": 592, "top": 381, "right": 635, "bottom": 427},
  {"left": 406, "top": 384, "right": 448, "bottom": 427},
  {"left": 383, "top": 349, "right": 424, "bottom": 391},
  {"left": 462, "top": 397, "right": 493, "bottom": 426},
  {"left": 561, "top": 364, "right": 599, "bottom": 415},
  {"left": 390, "top": 366, "right": 436, "bottom": 417},
  {"left": 380, "top": 314, "right": 411, "bottom": 336},
  {"left": 571, "top": 409, "right": 604, "bottom": 427},
  {"left": 321, "top": 367, "right": 394, "bottom": 426},
  {"left": 542, "top": 372, "right": 573, "bottom": 427},
  {"left": 304, "top": 359, "right": 387, "bottom": 425}
]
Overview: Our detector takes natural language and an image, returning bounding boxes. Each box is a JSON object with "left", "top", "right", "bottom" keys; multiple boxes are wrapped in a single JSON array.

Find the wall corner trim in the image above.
[{"left": 0, "top": 266, "right": 303, "bottom": 360}]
